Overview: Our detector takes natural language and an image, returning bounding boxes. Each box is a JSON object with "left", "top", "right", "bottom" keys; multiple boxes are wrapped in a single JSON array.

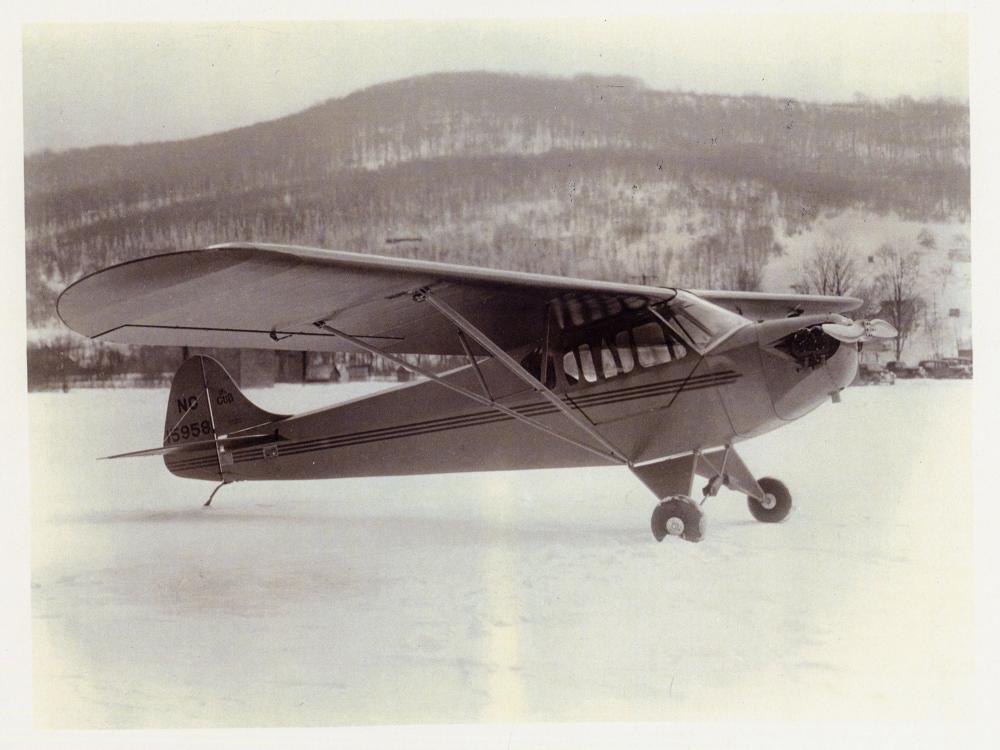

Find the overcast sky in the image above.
[{"left": 22, "top": 14, "right": 968, "bottom": 154}]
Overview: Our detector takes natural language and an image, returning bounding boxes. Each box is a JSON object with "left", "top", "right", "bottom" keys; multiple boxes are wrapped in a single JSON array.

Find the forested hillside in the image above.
[{"left": 25, "top": 71, "right": 969, "bottom": 328}]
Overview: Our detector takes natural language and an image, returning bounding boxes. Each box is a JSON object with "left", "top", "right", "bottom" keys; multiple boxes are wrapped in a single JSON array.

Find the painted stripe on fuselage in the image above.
[{"left": 165, "top": 369, "right": 740, "bottom": 472}]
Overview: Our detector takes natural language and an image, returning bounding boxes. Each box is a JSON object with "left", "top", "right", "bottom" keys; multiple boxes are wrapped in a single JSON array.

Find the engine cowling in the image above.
[{"left": 773, "top": 325, "right": 841, "bottom": 370}]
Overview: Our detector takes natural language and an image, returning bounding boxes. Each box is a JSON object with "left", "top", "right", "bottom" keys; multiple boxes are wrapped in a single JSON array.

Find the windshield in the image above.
[{"left": 652, "top": 291, "right": 749, "bottom": 353}]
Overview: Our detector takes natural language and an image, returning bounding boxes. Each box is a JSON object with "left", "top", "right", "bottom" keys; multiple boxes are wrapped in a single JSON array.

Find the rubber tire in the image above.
[
  {"left": 651, "top": 496, "right": 705, "bottom": 543},
  {"left": 747, "top": 477, "right": 792, "bottom": 523}
]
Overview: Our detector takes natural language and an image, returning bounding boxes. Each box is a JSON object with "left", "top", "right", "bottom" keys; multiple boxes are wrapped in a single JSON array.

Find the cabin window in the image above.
[
  {"left": 600, "top": 342, "right": 618, "bottom": 378},
  {"left": 554, "top": 293, "right": 745, "bottom": 388},
  {"left": 562, "top": 343, "right": 602, "bottom": 385},
  {"left": 560, "top": 322, "right": 687, "bottom": 388},
  {"left": 633, "top": 322, "right": 685, "bottom": 367},
  {"left": 560, "top": 314, "right": 701, "bottom": 387},
  {"left": 614, "top": 331, "right": 636, "bottom": 373},
  {"left": 578, "top": 344, "right": 599, "bottom": 383},
  {"left": 562, "top": 350, "right": 580, "bottom": 384}
]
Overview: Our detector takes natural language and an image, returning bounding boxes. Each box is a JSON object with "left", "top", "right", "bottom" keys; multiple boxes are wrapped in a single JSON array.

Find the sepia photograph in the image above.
[{"left": 6, "top": 1, "right": 995, "bottom": 747}]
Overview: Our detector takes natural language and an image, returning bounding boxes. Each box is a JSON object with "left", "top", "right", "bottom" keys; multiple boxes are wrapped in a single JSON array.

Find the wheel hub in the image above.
[
  {"left": 651, "top": 496, "right": 705, "bottom": 543},
  {"left": 760, "top": 493, "right": 777, "bottom": 510}
]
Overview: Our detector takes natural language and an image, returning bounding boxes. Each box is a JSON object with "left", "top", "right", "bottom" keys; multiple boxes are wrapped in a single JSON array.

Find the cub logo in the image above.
[{"left": 216, "top": 389, "right": 234, "bottom": 405}]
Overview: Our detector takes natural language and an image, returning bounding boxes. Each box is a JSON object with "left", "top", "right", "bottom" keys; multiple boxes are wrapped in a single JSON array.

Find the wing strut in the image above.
[
  {"left": 455, "top": 330, "right": 494, "bottom": 401},
  {"left": 415, "top": 289, "right": 630, "bottom": 464},
  {"left": 312, "top": 319, "right": 628, "bottom": 466}
]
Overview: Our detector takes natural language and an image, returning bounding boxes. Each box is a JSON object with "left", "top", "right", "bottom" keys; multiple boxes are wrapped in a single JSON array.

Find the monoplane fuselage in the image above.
[{"left": 59, "top": 243, "right": 890, "bottom": 542}]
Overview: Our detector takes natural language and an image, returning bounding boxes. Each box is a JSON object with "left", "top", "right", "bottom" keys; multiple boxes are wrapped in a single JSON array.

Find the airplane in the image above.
[{"left": 56, "top": 242, "right": 897, "bottom": 543}]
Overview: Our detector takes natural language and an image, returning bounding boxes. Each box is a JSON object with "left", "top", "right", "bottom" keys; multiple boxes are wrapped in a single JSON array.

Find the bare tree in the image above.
[
  {"left": 791, "top": 238, "right": 859, "bottom": 296},
  {"left": 873, "top": 242, "right": 924, "bottom": 361}
]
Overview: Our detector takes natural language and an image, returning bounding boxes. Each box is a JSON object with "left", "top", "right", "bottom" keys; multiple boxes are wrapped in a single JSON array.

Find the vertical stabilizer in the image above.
[{"left": 163, "top": 355, "right": 287, "bottom": 480}]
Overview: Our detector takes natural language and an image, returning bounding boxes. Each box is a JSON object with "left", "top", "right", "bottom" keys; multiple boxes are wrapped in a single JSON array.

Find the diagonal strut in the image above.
[
  {"left": 415, "top": 289, "right": 630, "bottom": 464},
  {"left": 312, "top": 320, "right": 626, "bottom": 465}
]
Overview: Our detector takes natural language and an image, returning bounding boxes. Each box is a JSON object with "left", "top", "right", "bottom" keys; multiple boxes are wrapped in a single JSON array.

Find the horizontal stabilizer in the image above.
[{"left": 100, "top": 433, "right": 275, "bottom": 460}]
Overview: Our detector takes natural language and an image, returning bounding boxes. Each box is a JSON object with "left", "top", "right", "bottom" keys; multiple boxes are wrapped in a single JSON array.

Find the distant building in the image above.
[
  {"left": 189, "top": 348, "right": 278, "bottom": 388},
  {"left": 276, "top": 351, "right": 340, "bottom": 383}
]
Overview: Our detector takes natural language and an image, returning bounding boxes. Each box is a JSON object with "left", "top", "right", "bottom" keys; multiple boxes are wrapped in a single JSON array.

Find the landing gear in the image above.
[
  {"left": 746, "top": 477, "right": 792, "bottom": 523},
  {"left": 650, "top": 496, "right": 705, "bottom": 543},
  {"left": 633, "top": 445, "right": 792, "bottom": 541}
]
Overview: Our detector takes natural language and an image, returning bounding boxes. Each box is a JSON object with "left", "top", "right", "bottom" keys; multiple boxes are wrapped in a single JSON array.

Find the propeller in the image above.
[{"left": 821, "top": 318, "right": 898, "bottom": 344}]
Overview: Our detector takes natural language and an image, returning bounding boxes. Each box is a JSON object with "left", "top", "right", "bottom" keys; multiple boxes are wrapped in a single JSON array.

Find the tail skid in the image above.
[{"left": 204, "top": 480, "right": 228, "bottom": 507}]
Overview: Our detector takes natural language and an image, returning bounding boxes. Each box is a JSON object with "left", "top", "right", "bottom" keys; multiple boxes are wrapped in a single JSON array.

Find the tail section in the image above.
[{"left": 163, "top": 355, "right": 287, "bottom": 480}]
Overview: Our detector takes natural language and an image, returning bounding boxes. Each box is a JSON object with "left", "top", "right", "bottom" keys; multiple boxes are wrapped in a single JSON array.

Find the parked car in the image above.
[
  {"left": 886, "top": 360, "right": 924, "bottom": 379},
  {"left": 942, "top": 357, "right": 973, "bottom": 378},
  {"left": 856, "top": 362, "right": 896, "bottom": 386},
  {"left": 919, "top": 359, "right": 972, "bottom": 379}
]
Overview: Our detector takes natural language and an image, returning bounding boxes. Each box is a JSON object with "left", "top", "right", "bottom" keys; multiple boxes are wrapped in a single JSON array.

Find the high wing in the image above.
[
  {"left": 58, "top": 243, "right": 671, "bottom": 355},
  {"left": 57, "top": 242, "right": 861, "bottom": 354}
]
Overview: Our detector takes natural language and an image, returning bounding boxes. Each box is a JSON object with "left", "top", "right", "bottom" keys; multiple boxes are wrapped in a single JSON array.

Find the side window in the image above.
[
  {"left": 614, "top": 330, "right": 635, "bottom": 373},
  {"left": 599, "top": 342, "right": 618, "bottom": 378},
  {"left": 578, "top": 344, "right": 598, "bottom": 383},
  {"left": 633, "top": 322, "right": 686, "bottom": 367},
  {"left": 563, "top": 350, "right": 580, "bottom": 384},
  {"left": 544, "top": 355, "right": 557, "bottom": 389},
  {"left": 561, "top": 331, "right": 647, "bottom": 388}
]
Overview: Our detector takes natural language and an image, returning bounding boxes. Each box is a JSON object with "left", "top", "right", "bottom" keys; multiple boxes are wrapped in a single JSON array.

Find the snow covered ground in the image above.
[{"left": 28, "top": 379, "right": 972, "bottom": 729}]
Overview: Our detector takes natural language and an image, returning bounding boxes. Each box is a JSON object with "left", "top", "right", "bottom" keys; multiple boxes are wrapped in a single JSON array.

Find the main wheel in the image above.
[
  {"left": 651, "top": 496, "right": 705, "bottom": 543},
  {"left": 747, "top": 477, "right": 792, "bottom": 523}
]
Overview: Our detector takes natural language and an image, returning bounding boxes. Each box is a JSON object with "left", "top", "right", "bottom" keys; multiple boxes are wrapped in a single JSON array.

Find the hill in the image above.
[{"left": 25, "top": 71, "right": 969, "bottom": 337}]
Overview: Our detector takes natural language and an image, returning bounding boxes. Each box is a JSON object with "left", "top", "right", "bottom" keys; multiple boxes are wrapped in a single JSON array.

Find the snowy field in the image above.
[{"left": 28, "top": 379, "right": 972, "bottom": 729}]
